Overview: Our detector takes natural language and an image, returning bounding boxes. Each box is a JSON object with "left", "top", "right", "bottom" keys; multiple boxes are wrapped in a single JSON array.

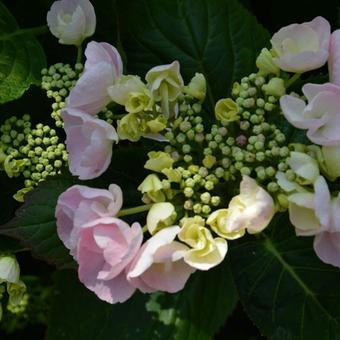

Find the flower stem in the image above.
[
  {"left": 285, "top": 73, "right": 301, "bottom": 88},
  {"left": 76, "top": 45, "right": 83, "bottom": 64},
  {"left": 0, "top": 25, "right": 48, "bottom": 40},
  {"left": 117, "top": 204, "right": 153, "bottom": 217}
]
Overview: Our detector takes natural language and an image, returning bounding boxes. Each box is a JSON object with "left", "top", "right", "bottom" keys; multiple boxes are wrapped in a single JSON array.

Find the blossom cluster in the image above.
[{"left": 40, "top": 0, "right": 340, "bottom": 304}]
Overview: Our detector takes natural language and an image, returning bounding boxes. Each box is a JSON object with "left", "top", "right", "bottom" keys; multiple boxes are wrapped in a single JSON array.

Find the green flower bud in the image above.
[
  {"left": 202, "top": 155, "right": 216, "bottom": 169},
  {"left": 256, "top": 48, "right": 280, "bottom": 76},
  {"left": 198, "top": 167, "right": 208, "bottom": 177},
  {"left": 184, "top": 187, "right": 194, "bottom": 197},
  {"left": 262, "top": 78, "right": 286, "bottom": 97},
  {"left": 215, "top": 98, "right": 240, "bottom": 123},
  {"left": 202, "top": 205, "right": 211, "bottom": 215},
  {"left": 145, "top": 151, "right": 174, "bottom": 173},
  {"left": 211, "top": 196, "right": 221, "bottom": 207},
  {"left": 184, "top": 200, "right": 193, "bottom": 210},
  {"left": 184, "top": 73, "right": 206, "bottom": 101},
  {"left": 117, "top": 113, "right": 143, "bottom": 142},
  {"left": 193, "top": 203, "right": 202, "bottom": 214},
  {"left": 204, "top": 180, "right": 214, "bottom": 191}
]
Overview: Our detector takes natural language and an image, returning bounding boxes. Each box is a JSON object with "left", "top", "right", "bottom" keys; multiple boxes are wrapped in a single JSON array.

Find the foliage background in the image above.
[{"left": 0, "top": 0, "right": 340, "bottom": 339}]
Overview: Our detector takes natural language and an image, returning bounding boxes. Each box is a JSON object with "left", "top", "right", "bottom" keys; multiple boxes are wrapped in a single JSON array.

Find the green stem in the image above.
[
  {"left": 112, "top": 114, "right": 126, "bottom": 120},
  {"left": 285, "top": 73, "right": 301, "bottom": 88},
  {"left": 0, "top": 25, "right": 48, "bottom": 40},
  {"left": 76, "top": 45, "right": 83, "bottom": 64},
  {"left": 117, "top": 204, "right": 153, "bottom": 217}
]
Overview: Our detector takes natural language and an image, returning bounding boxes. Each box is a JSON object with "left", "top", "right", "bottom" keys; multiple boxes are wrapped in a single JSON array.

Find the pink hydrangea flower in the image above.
[
  {"left": 314, "top": 194, "right": 340, "bottom": 267},
  {"left": 55, "top": 183, "right": 122, "bottom": 257},
  {"left": 287, "top": 176, "right": 340, "bottom": 267},
  {"left": 77, "top": 217, "right": 143, "bottom": 303},
  {"left": 328, "top": 29, "right": 340, "bottom": 86},
  {"left": 271, "top": 16, "right": 330, "bottom": 73},
  {"left": 47, "top": 0, "right": 96, "bottom": 46},
  {"left": 62, "top": 108, "right": 118, "bottom": 179},
  {"left": 127, "top": 226, "right": 195, "bottom": 293},
  {"left": 66, "top": 41, "right": 123, "bottom": 115},
  {"left": 280, "top": 83, "right": 340, "bottom": 145}
]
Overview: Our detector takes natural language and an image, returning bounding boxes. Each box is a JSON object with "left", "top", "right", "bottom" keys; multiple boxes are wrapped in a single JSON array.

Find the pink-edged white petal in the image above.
[
  {"left": 280, "top": 95, "right": 312, "bottom": 129},
  {"left": 329, "top": 30, "right": 340, "bottom": 86},
  {"left": 314, "top": 232, "right": 340, "bottom": 268},
  {"left": 62, "top": 109, "right": 118, "bottom": 180},
  {"left": 47, "top": 0, "right": 96, "bottom": 46},
  {"left": 66, "top": 62, "right": 114, "bottom": 115},
  {"left": 84, "top": 41, "right": 123, "bottom": 78}
]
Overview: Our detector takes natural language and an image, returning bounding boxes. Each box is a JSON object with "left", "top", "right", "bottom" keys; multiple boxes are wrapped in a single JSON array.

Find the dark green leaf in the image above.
[
  {"left": 118, "top": 0, "right": 269, "bottom": 111},
  {"left": 0, "top": 235, "right": 23, "bottom": 253},
  {"left": 46, "top": 260, "right": 237, "bottom": 340},
  {"left": 0, "top": 175, "right": 77, "bottom": 267},
  {"left": 46, "top": 270, "right": 167, "bottom": 340},
  {"left": 230, "top": 214, "right": 340, "bottom": 340},
  {"left": 0, "top": 2, "right": 46, "bottom": 103},
  {"left": 147, "top": 260, "right": 238, "bottom": 340}
]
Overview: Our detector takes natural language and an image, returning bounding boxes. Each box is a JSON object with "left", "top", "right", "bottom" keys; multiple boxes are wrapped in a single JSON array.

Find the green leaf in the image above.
[
  {"left": 0, "top": 235, "right": 24, "bottom": 253},
  {"left": 46, "top": 270, "right": 167, "bottom": 340},
  {"left": 118, "top": 0, "right": 269, "bottom": 111},
  {"left": 0, "top": 147, "right": 149, "bottom": 267},
  {"left": 147, "top": 260, "right": 238, "bottom": 340},
  {"left": 230, "top": 214, "right": 340, "bottom": 339},
  {"left": 0, "top": 2, "right": 46, "bottom": 103},
  {"left": 0, "top": 175, "right": 77, "bottom": 268},
  {"left": 46, "top": 261, "right": 237, "bottom": 340}
]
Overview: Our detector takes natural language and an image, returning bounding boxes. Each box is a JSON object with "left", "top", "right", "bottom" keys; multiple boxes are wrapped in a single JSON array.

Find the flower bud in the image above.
[
  {"left": 179, "top": 216, "right": 228, "bottom": 270},
  {"left": 108, "top": 75, "right": 153, "bottom": 113},
  {"left": 47, "top": 0, "right": 96, "bottom": 46},
  {"left": 287, "top": 152, "right": 319, "bottom": 184},
  {"left": 146, "top": 202, "right": 177, "bottom": 234},
  {"left": 262, "top": 78, "right": 286, "bottom": 97},
  {"left": 256, "top": 48, "right": 280, "bottom": 76},
  {"left": 183, "top": 73, "right": 206, "bottom": 101},
  {"left": 138, "top": 174, "right": 165, "bottom": 202},
  {"left": 117, "top": 113, "right": 143, "bottom": 142},
  {"left": 215, "top": 98, "right": 240, "bottom": 123},
  {"left": 7, "top": 280, "right": 26, "bottom": 306},
  {"left": 145, "top": 151, "right": 174, "bottom": 173},
  {"left": 0, "top": 256, "right": 20, "bottom": 284},
  {"left": 146, "top": 61, "right": 184, "bottom": 118}
]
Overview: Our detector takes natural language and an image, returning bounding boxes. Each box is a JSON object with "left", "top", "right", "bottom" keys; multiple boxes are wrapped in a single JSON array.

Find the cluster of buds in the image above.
[
  {"left": 41, "top": 63, "right": 83, "bottom": 127},
  {"left": 0, "top": 115, "right": 68, "bottom": 201},
  {"left": 142, "top": 72, "right": 293, "bottom": 214}
]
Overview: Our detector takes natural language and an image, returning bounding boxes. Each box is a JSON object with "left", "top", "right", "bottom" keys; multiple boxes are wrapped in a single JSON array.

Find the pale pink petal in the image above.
[
  {"left": 302, "top": 82, "right": 340, "bottom": 101},
  {"left": 307, "top": 16, "right": 331, "bottom": 51},
  {"left": 84, "top": 41, "right": 123, "bottom": 78},
  {"left": 127, "top": 226, "right": 194, "bottom": 293},
  {"left": 270, "top": 16, "right": 330, "bottom": 73},
  {"left": 47, "top": 0, "right": 96, "bottom": 46},
  {"left": 78, "top": 0, "right": 96, "bottom": 37},
  {"left": 62, "top": 109, "right": 118, "bottom": 180},
  {"left": 314, "top": 176, "right": 331, "bottom": 228},
  {"left": 128, "top": 226, "right": 180, "bottom": 278},
  {"left": 330, "top": 194, "right": 340, "bottom": 232},
  {"left": 140, "top": 259, "right": 194, "bottom": 293},
  {"left": 274, "top": 50, "right": 328, "bottom": 73},
  {"left": 280, "top": 95, "right": 315, "bottom": 129},
  {"left": 66, "top": 62, "right": 113, "bottom": 115},
  {"left": 77, "top": 219, "right": 141, "bottom": 303},
  {"left": 107, "top": 184, "right": 123, "bottom": 216},
  {"left": 329, "top": 30, "right": 340, "bottom": 86},
  {"left": 314, "top": 232, "right": 340, "bottom": 268}
]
